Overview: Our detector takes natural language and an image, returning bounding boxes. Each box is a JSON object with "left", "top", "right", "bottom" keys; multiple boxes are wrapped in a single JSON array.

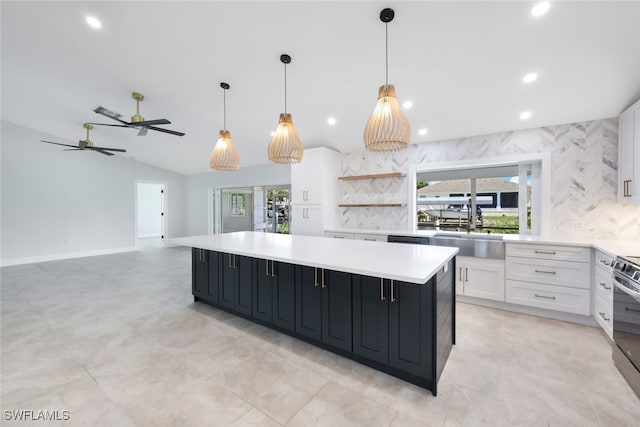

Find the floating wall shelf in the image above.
[
  {"left": 338, "top": 172, "right": 405, "bottom": 181},
  {"left": 338, "top": 203, "right": 405, "bottom": 208}
]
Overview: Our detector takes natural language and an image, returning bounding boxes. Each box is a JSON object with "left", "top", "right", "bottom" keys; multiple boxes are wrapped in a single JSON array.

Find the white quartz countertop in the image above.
[
  {"left": 324, "top": 229, "right": 639, "bottom": 257},
  {"left": 170, "top": 232, "right": 458, "bottom": 285}
]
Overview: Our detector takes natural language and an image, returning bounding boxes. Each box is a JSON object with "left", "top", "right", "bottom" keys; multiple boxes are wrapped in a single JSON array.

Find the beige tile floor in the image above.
[{"left": 2, "top": 246, "right": 639, "bottom": 426}]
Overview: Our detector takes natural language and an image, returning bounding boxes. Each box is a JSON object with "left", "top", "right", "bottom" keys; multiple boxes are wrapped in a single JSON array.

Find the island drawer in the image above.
[
  {"left": 506, "top": 257, "right": 590, "bottom": 289},
  {"left": 353, "top": 233, "right": 387, "bottom": 242},
  {"left": 325, "top": 232, "right": 355, "bottom": 239},
  {"left": 506, "top": 244, "right": 590, "bottom": 263},
  {"left": 506, "top": 280, "right": 590, "bottom": 315}
]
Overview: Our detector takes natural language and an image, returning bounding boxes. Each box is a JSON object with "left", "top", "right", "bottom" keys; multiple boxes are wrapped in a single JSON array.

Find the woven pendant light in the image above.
[
  {"left": 364, "top": 8, "right": 411, "bottom": 152},
  {"left": 268, "top": 54, "right": 303, "bottom": 164},
  {"left": 210, "top": 82, "right": 240, "bottom": 171}
]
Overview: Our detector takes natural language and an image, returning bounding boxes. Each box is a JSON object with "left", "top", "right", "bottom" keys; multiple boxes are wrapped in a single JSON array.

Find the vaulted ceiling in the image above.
[{"left": 2, "top": 1, "right": 639, "bottom": 175}]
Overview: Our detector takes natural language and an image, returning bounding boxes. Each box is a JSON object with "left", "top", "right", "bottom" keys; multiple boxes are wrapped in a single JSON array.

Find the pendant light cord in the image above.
[
  {"left": 385, "top": 22, "right": 389, "bottom": 89},
  {"left": 223, "top": 88, "right": 227, "bottom": 130},
  {"left": 284, "top": 62, "right": 288, "bottom": 115}
]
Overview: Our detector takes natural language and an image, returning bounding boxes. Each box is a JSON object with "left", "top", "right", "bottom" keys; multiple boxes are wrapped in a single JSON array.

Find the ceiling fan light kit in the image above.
[
  {"left": 210, "top": 82, "right": 240, "bottom": 171},
  {"left": 364, "top": 7, "right": 411, "bottom": 152},
  {"left": 268, "top": 54, "right": 304, "bottom": 164}
]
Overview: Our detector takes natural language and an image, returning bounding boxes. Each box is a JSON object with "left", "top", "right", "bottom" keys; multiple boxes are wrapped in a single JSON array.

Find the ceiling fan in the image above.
[
  {"left": 89, "top": 91, "right": 185, "bottom": 137},
  {"left": 41, "top": 124, "right": 126, "bottom": 156}
]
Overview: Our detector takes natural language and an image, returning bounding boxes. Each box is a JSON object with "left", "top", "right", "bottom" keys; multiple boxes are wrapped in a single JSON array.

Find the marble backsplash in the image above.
[{"left": 339, "top": 118, "right": 640, "bottom": 241}]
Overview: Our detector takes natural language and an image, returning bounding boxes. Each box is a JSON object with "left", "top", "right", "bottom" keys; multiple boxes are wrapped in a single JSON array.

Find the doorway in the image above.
[
  {"left": 135, "top": 181, "right": 166, "bottom": 248},
  {"left": 265, "top": 186, "right": 291, "bottom": 234}
]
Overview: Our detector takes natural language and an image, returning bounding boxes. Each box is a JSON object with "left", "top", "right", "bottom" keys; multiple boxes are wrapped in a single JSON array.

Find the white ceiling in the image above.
[{"left": 2, "top": 1, "right": 639, "bottom": 175}]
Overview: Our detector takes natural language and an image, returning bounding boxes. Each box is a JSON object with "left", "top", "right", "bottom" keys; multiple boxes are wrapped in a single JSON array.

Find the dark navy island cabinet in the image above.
[{"left": 192, "top": 249, "right": 455, "bottom": 395}]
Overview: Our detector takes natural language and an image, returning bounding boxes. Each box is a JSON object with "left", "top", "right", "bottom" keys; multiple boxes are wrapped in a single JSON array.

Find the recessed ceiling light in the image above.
[
  {"left": 520, "top": 111, "right": 533, "bottom": 120},
  {"left": 531, "top": 2, "right": 550, "bottom": 17},
  {"left": 418, "top": 128, "right": 428, "bottom": 136},
  {"left": 327, "top": 117, "right": 336, "bottom": 126},
  {"left": 86, "top": 16, "right": 102, "bottom": 29},
  {"left": 523, "top": 73, "right": 538, "bottom": 83},
  {"left": 402, "top": 100, "right": 413, "bottom": 110}
]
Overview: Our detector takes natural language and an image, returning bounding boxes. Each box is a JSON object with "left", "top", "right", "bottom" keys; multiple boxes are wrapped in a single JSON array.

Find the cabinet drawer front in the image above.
[
  {"left": 325, "top": 232, "right": 354, "bottom": 240},
  {"left": 506, "top": 257, "right": 590, "bottom": 289},
  {"left": 353, "top": 233, "right": 387, "bottom": 242},
  {"left": 594, "top": 250, "right": 615, "bottom": 274},
  {"left": 506, "top": 244, "right": 590, "bottom": 263},
  {"left": 506, "top": 280, "right": 590, "bottom": 315},
  {"left": 594, "top": 267, "right": 614, "bottom": 303},
  {"left": 594, "top": 294, "right": 613, "bottom": 339}
]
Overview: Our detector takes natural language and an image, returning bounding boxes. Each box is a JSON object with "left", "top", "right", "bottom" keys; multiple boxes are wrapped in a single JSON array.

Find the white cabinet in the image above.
[
  {"left": 290, "top": 147, "right": 342, "bottom": 236},
  {"left": 455, "top": 256, "right": 505, "bottom": 302},
  {"left": 291, "top": 206, "right": 323, "bottom": 237},
  {"left": 506, "top": 243, "right": 591, "bottom": 315},
  {"left": 618, "top": 98, "right": 640, "bottom": 203},
  {"left": 353, "top": 234, "right": 387, "bottom": 242},
  {"left": 593, "top": 250, "right": 615, "bottom": 339}
]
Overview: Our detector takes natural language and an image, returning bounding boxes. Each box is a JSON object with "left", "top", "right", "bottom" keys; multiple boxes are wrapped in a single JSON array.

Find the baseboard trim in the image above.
[
  {"left": 458, "top": 295, "right": 598, "bottom": 327},
  {"left": 1, "top": 246, "right": 137, "bottom": 267}
]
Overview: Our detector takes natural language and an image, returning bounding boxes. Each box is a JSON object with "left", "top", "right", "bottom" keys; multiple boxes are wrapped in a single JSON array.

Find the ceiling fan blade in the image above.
[
  {"left": 41, "top": 140, "right": 80, "bottom": 148},
  {"left": 129, "top": 119, "right": 171, "bottom": 126},
  {"left": 86, "top": 122, "right": 130, "bottom": 128},
  {"left": 94, "top": 106, "right": 129, "bottom": 124},
  {"left": 145, "top": 126, "right": 186, "bottom": 137},
  {"left": 91, "top": 148, "right": 115, "bottom": 156},
  {"left": 91, "top": 146, "right": 127, "bottom": 152},
  {"left": 137, "top": 127, "right": 148, "bottom": 136}
]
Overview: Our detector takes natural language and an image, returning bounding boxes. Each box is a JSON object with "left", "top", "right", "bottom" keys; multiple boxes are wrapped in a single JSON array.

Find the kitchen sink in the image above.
[
  {"left": 388, "top": 233, "right": 505, "bottom": 259},
  {"left": 429, "top": 233, "right": 505, "bottom": 259}
]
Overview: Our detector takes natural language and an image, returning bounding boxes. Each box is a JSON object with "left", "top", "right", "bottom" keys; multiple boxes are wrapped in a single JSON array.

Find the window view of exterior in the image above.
[
  {"left": 266, "top": 189, "right": 290, "bottom": 234},
  {"left": 417, "top": 177, "right": 530, "bottom": 234},
  {"left": 230, "top": 193, "right": 246, "bottom": 216}
]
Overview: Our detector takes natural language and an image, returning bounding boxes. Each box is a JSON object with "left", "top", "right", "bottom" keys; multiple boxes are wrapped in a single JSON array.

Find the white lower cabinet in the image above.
[
  {"left": 455, "top": 256, "right": 505, "bottom": 302},
  {"left": 506, "top": 279, "right": 590, "bottom": 315},
  {"left": 505, "top": 243, "right": 591, "bottom": 316},
  {"left": 324, "top": 231, "right": 354, "bottom": 240},
  {"left": 594, "top": 293, "right": 613, "bottom": 336},
  {"left": 353, "top": 234, "right": 387, "bottom": 242},
  {"left": 593, "top": 250, "right": 615, "bottom": 339}
]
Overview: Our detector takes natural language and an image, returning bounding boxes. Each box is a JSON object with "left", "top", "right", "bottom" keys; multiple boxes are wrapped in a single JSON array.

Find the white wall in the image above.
[
  {"left": 185, "top": 163, "right": 290, "bottom": 236},
  {"left": 1, "top": 121, "right": 186, "bottom": 265},
  {"left": 136, "top": 182, "right": 163, "bottom": 238}
]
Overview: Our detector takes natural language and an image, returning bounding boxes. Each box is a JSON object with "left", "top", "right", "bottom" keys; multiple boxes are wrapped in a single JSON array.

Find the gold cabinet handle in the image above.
[
  {"left": 598, "top": 312, "right": 610, "bottom": 321},
  {"left": 364, "top": 238, "right": 376, "bottom": 241},
  {"left": 625, "top": 307, "right": 640, "bottom": 313},
  {"left": 465, "top": 268, "right": 469, "bottom": 282},
  {"left": 314, "top": 268, "right": 319, "bottom": 287},
  {"left": 458, "top": 267, "right": 463, "bottom": 283},
  {"left": 271, "top": 260, "right": 276, "bottom": 278},
  {"left": 321, "top": 269, "right": 326, "bottom": 289},
  {"left": 534, "top": 293, "right": 556, "bottom": 300},
  {"left": 535, "top": 269, "right": 556, "bottom": 275},
  {"left": 599, "top": 282, "right": 611, "bottom": 290},
  {"left": 228, "top": 253, "right": 232, "bottom": 268},
  {"left": 390, "top": 280, "right": 396, "bottom": 303},
  {"left": 380, "top": 278, "right": 385, "bottom": 301}
]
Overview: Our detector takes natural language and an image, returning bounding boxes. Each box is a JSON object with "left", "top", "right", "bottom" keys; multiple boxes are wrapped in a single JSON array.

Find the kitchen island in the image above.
[{"left": 171, "top": 232, "right": 458, "bottom": 395}]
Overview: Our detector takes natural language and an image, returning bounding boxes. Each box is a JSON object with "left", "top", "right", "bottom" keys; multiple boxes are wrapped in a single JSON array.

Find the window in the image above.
[
  {"left": 414, "top": 162, "right": 542, "bottom": 235},
  {"left": 230, "top": 193, "right": 246, "bottom": 216}
]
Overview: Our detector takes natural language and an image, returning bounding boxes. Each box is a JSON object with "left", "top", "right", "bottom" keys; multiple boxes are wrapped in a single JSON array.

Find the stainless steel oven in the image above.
[{"left": 613, "top": 255, "right": 640, "bottom": 398}]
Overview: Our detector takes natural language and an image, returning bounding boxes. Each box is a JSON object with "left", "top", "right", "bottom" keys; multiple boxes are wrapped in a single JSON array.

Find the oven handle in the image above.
[{"left": 613, "top": 275, "right": 640, "bottom": 303}]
